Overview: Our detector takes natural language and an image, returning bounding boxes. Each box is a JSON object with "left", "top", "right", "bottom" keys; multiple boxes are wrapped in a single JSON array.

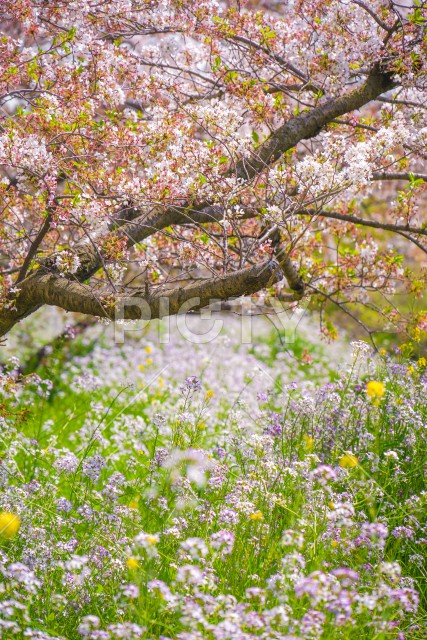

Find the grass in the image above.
[{"left": 0, "top": 331, "right": 426, "bottom": 639}]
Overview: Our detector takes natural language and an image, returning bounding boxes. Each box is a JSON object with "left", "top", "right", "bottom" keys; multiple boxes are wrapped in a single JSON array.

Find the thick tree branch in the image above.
[
  {"left": 372, "top": 171, "right": 427, "bottom": 182},
  {"left": 234, "top": 65, "right": 395, "bottom": 181},
  {"left": 297, "top": 208, "right": 427, "bottom": 237},
  {"left": 0, "top": 260, "right": 283, "bottom": 337}
]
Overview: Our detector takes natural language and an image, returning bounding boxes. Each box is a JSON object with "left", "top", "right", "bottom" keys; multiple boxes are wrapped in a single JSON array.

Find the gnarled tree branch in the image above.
[{"left": 0, "top": 260, "right": 283, "bottom": 337}]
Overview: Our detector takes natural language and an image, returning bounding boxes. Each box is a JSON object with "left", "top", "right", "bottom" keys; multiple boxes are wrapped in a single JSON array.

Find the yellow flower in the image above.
[
  {"left": 126, "top": 557, "right": 139, "bottom": 570},
  {"left": 138, "top": 364, "right": 145, "bottom": 372},
  {"left": 158, "top": 377, "right": 164, "bottom": 388},
  {"left": 128, "top": 500, "right": 139, "bottom": 509},
  {"left": 366, "top": 381, "right": 385, "bottom": 399},
  {"left": 339, "top": 453, "right": 358, "bottom": 469},
  {"left": 205, "top": 389, "right": 214, "bottom": 400},
  {"left": 407, "top": 366, "right": 415, "bottom": 376},
  {"left": 0, "top": 512, "right": 21, "bottom": 539},
  {"left": 145, "top": 534, "right": 158, "bottom": 545},
  {"left": 412, "top": 327, "right": 422, "bottom": 343},
  {"left": 400, "top": 342, "right": 413, "bottom": 357},
  {"left": 145, "top": 346, "right": 152, "bottom": 354},
  {"left": 331, "top": 540, "right": 339, "bottom": 548},
  {"left": 418, "top": 357, "right": 427, "bottom": 368},
  {"left": 303, "top": 435, "right": 314, "bottom": 451},
  {"left": 146, "top": 358, "right": 153, "bottom": 366},
  {"left": 379, "top": 349, "right": 387, "bottom": 358},
  {"left": 249, "top": 510, "right": 263, "bottom": 521}
]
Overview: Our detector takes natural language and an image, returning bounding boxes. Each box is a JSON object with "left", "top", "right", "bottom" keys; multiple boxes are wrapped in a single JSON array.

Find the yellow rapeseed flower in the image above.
[
  {"left": 126, "top": 557, "right": 139, "bottom": 570},
  {"left": 0, "top": 512, "right": 21, "bottom": 539},
  {"left": 366, "top": 381, "right": 385, "bottom": 399},
  {"left": 205, "top": 389, "right": 214, "bottom": 400},
  {"left": 303, "top": 435, "right": 314, "bottom": 451},
  {"left": 339, "top": 453, "right": 358, "bottom": 469},
  {"left": 413, "top": 327, "right": 422, "bottom": 343},
  {"left": 249, "top": 510, "right": 263, "bottom": 521},
  {"left": 418, "top": 357, "right": 427, "bottom": 368}
]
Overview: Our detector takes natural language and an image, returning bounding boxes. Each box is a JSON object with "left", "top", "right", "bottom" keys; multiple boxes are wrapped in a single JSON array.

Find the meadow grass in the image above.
[{"left": 0, "top": 332, "right": 426, "bottom": 639}]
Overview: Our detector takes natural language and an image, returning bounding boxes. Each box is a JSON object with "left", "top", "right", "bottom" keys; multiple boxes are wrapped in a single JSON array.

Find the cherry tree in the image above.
[{"left": 0, "top": 0, "right": 426, "bottom": 342}]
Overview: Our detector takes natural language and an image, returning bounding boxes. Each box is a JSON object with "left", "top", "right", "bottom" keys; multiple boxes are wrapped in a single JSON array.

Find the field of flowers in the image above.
[{"left": 0, "top": 318, "right": 426, "bottom": 639}]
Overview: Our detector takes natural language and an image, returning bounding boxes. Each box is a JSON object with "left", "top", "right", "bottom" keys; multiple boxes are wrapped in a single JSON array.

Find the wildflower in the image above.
[
  {"left": 181, "top": 376, "right": 202, "bottom": 395},
  {"left": 361, "top": 522, "right": 389, "bottom": 540},
  {"left": 54, "top": 452, "right": 79, "bottom": 474},
  {"left": 145, "top": 346, "right": 152, "bottom": 354},
  {"left": 57, "top": 497, "right": 73, "bottom": 513},
  {"left": 418, "top": 357, "right": 426, "bottom": 367},
  {"left": 412, "top": 327, "right": 422, "bottom": 342},
  {"left": 303, "top": 435, "right": 314, "bottom": 451},
  {"left": 379, "top": 561, "right": 401, "bottom": 582},
  {"left": 366, "top": 381, "right": 385, "bottom": 399},
  {"left": 81, "top": 454, "right": 106, "bottom": 483},
  {"left": 205, "top": 389, "right": 214, "bottom": 400},
  {"left": 339, "top": 453, "right": 358, "bottom": 469},
  {"left": 219, "top": 508, "right": 239, "bottom": 524},
  {"left": 210, "top": 530, "right": 234, "bottom": 555},
  {"left": 281, "top": 529, "right": 304, "bottom": 549},
  {"left": 176, "top": 564, "right": 204, "bottom": 585},
  {"left": 351, "top": 340, "right": 370, "bottom": 358},
  {"left": 331, "top": 568, "right": 359, "bottom": 586},
  {"left": 392, "top": 526, "right": 415, "bottom": 540},
  {"left": 148, "top": 579, "right": 177, "bottom": 605},
  {"left": 180, "top": 537, "right": 208, "bottom": 560},
  {"left": 0, "top": 512, "right": 20, "bottom": 539},
  {"left": 327, "top": 502, "right": 355, "bottom": 527},
  {"left": 246, "top": 587, "right": 266, "bottom": 603},
  {"left": 126, "top": 557, "right": 139, "bottom": 570},
  {"left": 384, "top": 450, "right": 399, "bottom": 461},
  {"left": 122, "top": 583, "right": 140, "bottom": 599},
  {"left": 134, "top": 532, "right": 160, "bottom": 557},
  {"left": 78, "top": 615, "right": 101, "bottom": 637},
  {"left": 249, "top": 510, "right": 263, "bottom": 521},
  {"left": 312, "top": 464, "right": 337, "bottom": 485}
]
